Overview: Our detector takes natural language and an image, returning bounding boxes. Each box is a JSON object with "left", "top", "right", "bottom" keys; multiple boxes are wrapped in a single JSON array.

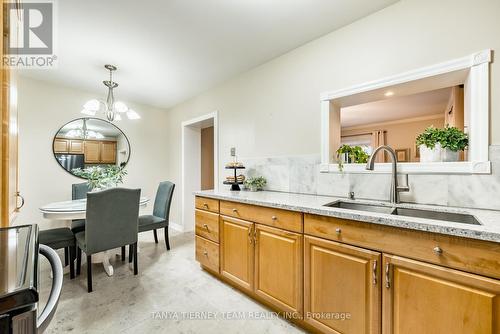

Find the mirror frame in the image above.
[
  {"left": 320, "top": 49, "right": 492, "bottom": 174},
  {"left": 52, "top": 117, "right": 131, "bottom": 179}
]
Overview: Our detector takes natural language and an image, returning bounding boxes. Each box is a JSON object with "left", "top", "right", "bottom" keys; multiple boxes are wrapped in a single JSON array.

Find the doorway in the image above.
[{"left": 181, "top": 112, "right": 218, "bottom": 232}]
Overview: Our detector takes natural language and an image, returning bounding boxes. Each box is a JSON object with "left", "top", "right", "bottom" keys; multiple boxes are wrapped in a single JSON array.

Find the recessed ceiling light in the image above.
[{"left": 384, "top": 91, "right": 394, "bottom": 97}]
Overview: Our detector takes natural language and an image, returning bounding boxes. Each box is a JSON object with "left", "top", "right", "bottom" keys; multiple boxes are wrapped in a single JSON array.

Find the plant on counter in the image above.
[
  {"left": 72, "top": 166, "right": 128, "bottom": 190},
  {"left": 416, "top": 126, "right": 468, "bottom": 162},
  {"left": 244, "top": 176, "right": 267, "bottom": 192},
  {"left": 336, "top": 144, "right": 370, "bottom": 171}
]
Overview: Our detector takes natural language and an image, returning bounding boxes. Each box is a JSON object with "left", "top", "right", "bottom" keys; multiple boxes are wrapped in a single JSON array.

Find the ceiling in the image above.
[
  {"left": 21, "top": 0, "right": 398, "bottom": 109},
  {"left": 341, "top": 87, "right": 452, "bottom": 128}
]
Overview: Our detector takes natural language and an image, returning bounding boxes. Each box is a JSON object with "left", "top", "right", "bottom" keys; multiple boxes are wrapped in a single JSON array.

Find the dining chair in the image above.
[
  {"left": 39, "top": 227, "right": 76, "bottom": 279},
  {"left": 75, "top": 188, "right": 141, "bottom": 292},
  {"left": 71, "top": 182, "right": 90, "bottom": 234},
  {"left": 136, "top": 181, "right": 175, "bottom": 255}
]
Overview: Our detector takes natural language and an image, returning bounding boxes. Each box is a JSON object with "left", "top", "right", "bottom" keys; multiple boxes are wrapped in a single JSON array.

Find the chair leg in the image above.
[
  {"left": 76, "top": 247, "right": 82, "bottom": 275},
  {"left": 121, "top": 246, "right": 125, "bottom": 261},
  {"left": 153, "top": 229, "right": 158, "bottom": 243},
  {"left": 64, "top": 247, "right": 69, "bottom": 266},
  {"left": 87, "top": 255, "right": 92, "bottom": 293},
  {"left": 164, "top": 227, "right": 170, "bottom": 251},
  {"left": 133, "top": 242, "right": 138, "bottom": 275},
  {"left": 69, "top": 246, "right": 75, "bottom": 279},
  {"left": 128, "top": 244, "right": 133, "bottom": 263}
]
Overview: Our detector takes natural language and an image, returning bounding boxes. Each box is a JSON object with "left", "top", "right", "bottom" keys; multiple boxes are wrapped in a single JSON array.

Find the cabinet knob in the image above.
[
  {"left": 433, "top": 246, "right": 443, "bottom": 255},
  {"left": 271, "top": 216, "right": 277, "bottom": 221},
  {"left": 335, "top": 228, "right": 342, "bottom": 234},
  {"left": 232, "top": 208, "right": 238, "bottom": 213},
  {"left": 203, "top": 251, "right": 208, "bottom": 256},
  {"left": 203, "top": 224, "right": 209, "bottom": 230}
]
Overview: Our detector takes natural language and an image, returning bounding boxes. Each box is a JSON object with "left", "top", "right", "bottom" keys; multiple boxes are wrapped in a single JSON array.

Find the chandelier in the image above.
[
  {"left": 66, "top": 118, "right": 105, "bottom": 139},
  {"left": 81, "top": 64, "right": 140, "bottom": 121}
]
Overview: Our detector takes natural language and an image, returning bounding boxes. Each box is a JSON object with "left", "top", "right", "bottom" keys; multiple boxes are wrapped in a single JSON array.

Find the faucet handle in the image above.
[
  {"left": 397, "top": 174, "right": 410, "bottom": 193},
  {"left": 348, "top": 192, "right": 355, "bottom": 200}
]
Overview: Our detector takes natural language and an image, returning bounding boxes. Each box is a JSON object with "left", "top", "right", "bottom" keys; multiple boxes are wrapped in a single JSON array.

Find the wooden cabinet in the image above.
[
  {"left": 100, "top": 141, "right": 116, "bottom": 163},
  {"left": 254, "top": 224, "right": 302, "bottom": 315},
  {"left": 69, "top": 140, "right": 84, "bottom": 154},
  {"left": 84, "top": 141, "right": 101, "bottom": 163},
  {"left": 195, "top": 209, "right": 219, "bottom": 243},
  {"left": 383, "top": 255, "right": 500, "bottom": 334},
  {"left": 53, "top": 138, "right": 69, "bottom": 153},
  {"left": 304, "top": 236, "right": 381, "bottom": 334},
  {"left": 220, "top": 215, "right": 254, "bottom": 292},
  {"left": 195, "top": 236, "right": 219, "bottom": 273}
]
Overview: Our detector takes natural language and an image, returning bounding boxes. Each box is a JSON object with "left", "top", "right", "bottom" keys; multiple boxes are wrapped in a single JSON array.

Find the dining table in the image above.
[{"left": 39, "top": 197, "right": 149, "bottom": 276}]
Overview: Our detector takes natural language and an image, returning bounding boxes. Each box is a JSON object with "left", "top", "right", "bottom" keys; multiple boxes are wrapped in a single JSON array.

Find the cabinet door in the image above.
[
  {"left": 220, "top": 215, "right": 254, "bottom": 292},
  {"left": 100, "top": 141, "right": 116, "bottom": 163},
  {"left": 84, "top": 141, "right": 100, "bottom": 163},
  {"left": 53, "top": 138, "right": 69, "bottom": 153},
  {"left": 304, "top": 236, "right": 381, "bottom": 334},
  {"left": 254, "top": 224, "right": 302, "bottom": 315},
  {"left": 69, "top": 140, "right": 84, "bottom": 154},
  {"left": 383, "top": 255, "right": 500, "bottom": 334}
]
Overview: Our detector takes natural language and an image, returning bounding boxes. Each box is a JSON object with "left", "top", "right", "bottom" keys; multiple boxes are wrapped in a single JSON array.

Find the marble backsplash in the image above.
[{"left": 234, "top": 145, "right": 500, "bottom": 211}]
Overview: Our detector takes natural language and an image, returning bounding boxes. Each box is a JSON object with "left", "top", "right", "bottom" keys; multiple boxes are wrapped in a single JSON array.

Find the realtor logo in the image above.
[{"left": 3, "top": 0, "right": 57, "bottom": 68}]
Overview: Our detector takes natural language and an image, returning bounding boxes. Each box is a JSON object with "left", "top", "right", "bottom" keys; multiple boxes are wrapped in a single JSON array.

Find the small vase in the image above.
[
  {"left": 419, "top": 144, "right": 442, "bottom": 162},
  {"left": 441, "top": 148, "right": 459, "bottom": 162}
]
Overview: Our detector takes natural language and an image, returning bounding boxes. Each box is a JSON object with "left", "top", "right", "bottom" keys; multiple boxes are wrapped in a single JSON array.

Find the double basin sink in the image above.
[{"left": 324, "top": 201, "right": 481, "bottom": 225}]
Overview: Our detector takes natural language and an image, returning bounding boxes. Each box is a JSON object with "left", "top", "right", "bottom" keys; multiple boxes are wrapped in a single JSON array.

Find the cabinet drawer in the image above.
[
  {"left": 220, "top": 200, "right": 302, "bottom": 233},
  {"left": 304, "top": 214, "right": 500, "bottom": 280},
  {"left": 195, "top": 209, "right": 219, "bottom": 242},
  {"left": 195, "top": 236, "right": 219, "bottom": 273},
  {"left": 195, "top": 196, "right": 220, "bottom": 213}
]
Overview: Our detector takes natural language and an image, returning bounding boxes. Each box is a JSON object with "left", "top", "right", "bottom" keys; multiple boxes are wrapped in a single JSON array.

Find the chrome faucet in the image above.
[{"left": 366, "top": 145, "right": 409, "bottom": 204}]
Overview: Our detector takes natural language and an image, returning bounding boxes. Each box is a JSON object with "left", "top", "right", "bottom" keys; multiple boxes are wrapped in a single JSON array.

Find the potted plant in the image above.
[
  {"left": 416, "top": 126, "right": 468, "bottom": 162},
  {"left": 336, "top": 144, "right": 370, "bottom": 171},
  {"left": 72, "top": 166, "right": 128, "bottom": 190},
  {"left": 244, "top": 176, "right": 267, "bottom": 192}
]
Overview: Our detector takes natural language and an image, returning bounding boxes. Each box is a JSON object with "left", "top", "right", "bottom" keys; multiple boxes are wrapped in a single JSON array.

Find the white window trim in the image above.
[{"left": 320, "top": 49, "right": 492, "bottom": 174}]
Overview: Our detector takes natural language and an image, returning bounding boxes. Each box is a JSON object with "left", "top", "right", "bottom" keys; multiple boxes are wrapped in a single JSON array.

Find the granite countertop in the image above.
[{"left": 194, "top": 189, "right": 500, "bottom": 243}]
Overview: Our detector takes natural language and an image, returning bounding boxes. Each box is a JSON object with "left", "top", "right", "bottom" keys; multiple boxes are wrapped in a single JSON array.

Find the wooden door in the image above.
[
  {"left": 84, "top": 141, "right": 100, "bottom": 163},
  {"left": 69, "top": 140, "right": 84, "bottom": 154},
  {"left": 304, "top": 236, "right": 381, "bottom": 334},
  {"left": 220, "top": 215, "right": 254, "bottom": 292},
  {"left": 53, "top": 138, "right": 69, "bottom": 153},
  {"left": 100, "top": 141, "right": 116, "bottom": 163},
  {"left": 383, "top": 255, "right": 500, "bottom": 334},
  {"left": 254, "top": 224, "right": 303, "bottom": 315}
]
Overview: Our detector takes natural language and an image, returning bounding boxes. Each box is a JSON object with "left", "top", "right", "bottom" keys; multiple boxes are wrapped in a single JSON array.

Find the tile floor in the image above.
[{"left": 39, "top": 230, "right": 306, "bottom": 333}]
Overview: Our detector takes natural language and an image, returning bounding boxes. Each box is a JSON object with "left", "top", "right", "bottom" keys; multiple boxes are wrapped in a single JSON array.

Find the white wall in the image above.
[
  {"left": 16, "top": 77, "right": 169, "bottom": 229},
  {"left": 164, "top": 0, "right": 500, "bottom": 224}
]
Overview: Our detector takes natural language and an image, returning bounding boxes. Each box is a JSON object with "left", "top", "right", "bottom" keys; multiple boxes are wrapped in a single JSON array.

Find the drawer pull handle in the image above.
[
  {"left": 203, "top": 251, "right": 208, "bottom": 256},
  {"left": 433, "top": 246, "right": 443, "bottom": 255},
  {"left": 203, "top": 224, "right": 209, "bottom": 231},
  {"left": 335, "top": 228, "right": 342, "bottom": 234},
  {"left": 385, "top": 263, "right": 391, "bottom": 289},
  {"left": 271, "top": 216, "right": 277, "bottom": 221},
  {"left": 203, "top": 203, "right": 209, "bottom": 208},
  {"left": 232, "top": 208, "right": 238, "bottom": 213}
]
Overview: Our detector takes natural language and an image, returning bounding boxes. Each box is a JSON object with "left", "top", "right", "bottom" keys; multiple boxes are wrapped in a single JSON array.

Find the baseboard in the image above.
[{"left": 169, "top": 222, "right": 184, "bottom": 232}]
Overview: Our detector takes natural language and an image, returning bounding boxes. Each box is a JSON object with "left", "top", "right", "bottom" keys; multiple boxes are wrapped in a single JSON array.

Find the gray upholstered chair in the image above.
[
  {"left": 39, "top": 228, "right": 75, "bottom": 279},
  {"left": 71, "top": 182, "right": 90, "bottom": 234},
  {"left": 75, "top": 188, "right": 141, "bottom": 292},
  {"left": 137, "top": 181, "right": 175, "bottom": 252}
]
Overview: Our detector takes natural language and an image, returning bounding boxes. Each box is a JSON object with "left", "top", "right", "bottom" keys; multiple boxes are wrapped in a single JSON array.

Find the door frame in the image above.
[{"left": 180, "top": 111, "right": 218, "bottom": 232}]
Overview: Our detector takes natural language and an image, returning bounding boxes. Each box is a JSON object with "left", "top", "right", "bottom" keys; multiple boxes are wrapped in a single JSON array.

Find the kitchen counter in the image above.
[{"left": 194, "top": 189, "right": 500, "bottom": 243}]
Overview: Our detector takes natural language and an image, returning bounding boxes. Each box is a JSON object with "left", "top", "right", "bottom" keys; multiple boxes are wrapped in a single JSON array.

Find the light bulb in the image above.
[
  {"left": 126, "top": 109, "right": 141, "bottom": 120},
  {"left": 81, "top": 108, "right": 96, "bottom": 116}
]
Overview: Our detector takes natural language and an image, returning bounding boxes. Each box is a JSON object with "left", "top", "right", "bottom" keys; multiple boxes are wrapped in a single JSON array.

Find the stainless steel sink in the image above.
[
  {"left": 324, "top": 200, "right": 481, "bottom": 225},
  {"left": 392, "top": 207, "right": 481, "bottom": 225},
  {"left": 324, "top": 201, "right": 395, "bottom": 214}
]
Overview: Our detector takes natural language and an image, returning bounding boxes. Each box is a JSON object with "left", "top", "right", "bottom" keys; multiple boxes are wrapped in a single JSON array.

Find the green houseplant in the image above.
[
  {"left": 416, "top": 126, "right": 468, "bottom": 162},
  {"left": 336, "top": 145, "right": 370, "bottom": 171},
  {"left": 244, "top": 176, "right": 267, "bottom": 192},
  {"left": 72, "top": 166, "right": 128, "bottom": 190}
]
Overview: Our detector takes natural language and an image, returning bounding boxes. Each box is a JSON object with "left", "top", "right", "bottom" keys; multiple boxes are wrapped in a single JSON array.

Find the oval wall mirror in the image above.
[{"left": 52, "top": 118, "right": 131, "bottom": 178}]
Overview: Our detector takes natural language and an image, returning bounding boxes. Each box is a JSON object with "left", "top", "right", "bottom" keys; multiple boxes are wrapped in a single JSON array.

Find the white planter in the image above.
[
  {"left": 419, "top": 144, "right": 442, "bottom": 162},
  {"left": 441, "top": 148, "right": 460, "bottom": 162}
]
